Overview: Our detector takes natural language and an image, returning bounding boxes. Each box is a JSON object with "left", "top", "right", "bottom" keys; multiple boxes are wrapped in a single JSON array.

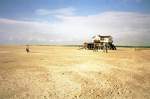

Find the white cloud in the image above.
[
  {"left": 36, "top": 7, "right": 76, "bottom": 16},
  {"left": 0, "top": 10, "right": 150, "bottom": 45},
  {"left": 49, "top": 11, "right": 150, "bottom": 45}
]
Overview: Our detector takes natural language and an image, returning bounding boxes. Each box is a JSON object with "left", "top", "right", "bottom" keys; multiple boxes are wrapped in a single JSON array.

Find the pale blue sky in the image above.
[
  {"left": 0, "top": 0, "right": 150, "bottom": 45},
  {"left": 0, "top": 0, "right": 150, "bottom": 19}
]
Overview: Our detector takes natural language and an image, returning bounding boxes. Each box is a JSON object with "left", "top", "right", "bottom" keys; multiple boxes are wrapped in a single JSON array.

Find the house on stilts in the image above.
[{"left": 83, "top": 34, "right": 116, "bottom": 50}]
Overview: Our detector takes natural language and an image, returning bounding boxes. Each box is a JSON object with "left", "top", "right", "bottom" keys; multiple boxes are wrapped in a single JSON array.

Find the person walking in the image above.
[
  {"left": 103, "top": 43, "right": 108, "bottom": 53},
  {"left": 26, "top": 45, "right": 30, "bottom": 53}
]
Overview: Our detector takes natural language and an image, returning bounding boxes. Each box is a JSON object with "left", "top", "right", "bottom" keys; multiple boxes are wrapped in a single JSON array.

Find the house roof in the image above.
[{"left": 92, "top": 35, "right": 112, "bottom": 38}]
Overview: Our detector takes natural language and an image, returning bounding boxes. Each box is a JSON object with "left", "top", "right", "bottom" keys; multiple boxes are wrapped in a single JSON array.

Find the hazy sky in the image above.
[{"left": 0, "top": 0, "right": 150, "bottom": 45}]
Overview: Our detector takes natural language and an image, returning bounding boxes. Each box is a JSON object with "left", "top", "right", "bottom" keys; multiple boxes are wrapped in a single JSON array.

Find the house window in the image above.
[{"left": 101, "top": 38, "right": 104, "bottom": 40}]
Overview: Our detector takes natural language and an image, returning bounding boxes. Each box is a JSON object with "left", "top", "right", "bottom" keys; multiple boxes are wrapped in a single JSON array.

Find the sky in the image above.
[{"left": 0, "top": 0, "right": 150, "bottom": 45}]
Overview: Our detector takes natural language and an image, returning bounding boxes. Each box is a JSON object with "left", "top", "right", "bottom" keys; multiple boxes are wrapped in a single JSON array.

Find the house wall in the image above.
[
  {"left": 103, "top": 37, "right": 112, "bottom": 43},
  {"left": 93, "top": 36, "right": 112, "bottom": 43}
]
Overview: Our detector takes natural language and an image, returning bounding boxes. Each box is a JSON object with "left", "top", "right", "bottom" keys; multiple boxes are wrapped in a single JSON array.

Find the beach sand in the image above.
[{"left": 0, "top": 45, "right": 150, "bottom": 99}]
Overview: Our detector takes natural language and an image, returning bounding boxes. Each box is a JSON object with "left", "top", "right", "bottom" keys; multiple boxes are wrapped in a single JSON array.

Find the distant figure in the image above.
[
  {"left": 93, "top": 43, "right": 98, "bottom": 52},
  {"left": 103, "top": 43, "right": 108, "bottom": 53},
  {"left": 26, "top": 45, "right": 30, "bottom": 53}
]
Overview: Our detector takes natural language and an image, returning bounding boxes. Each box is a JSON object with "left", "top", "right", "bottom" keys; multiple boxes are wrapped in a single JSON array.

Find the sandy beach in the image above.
[{"left": 0, "top": 45, "right": 150, "bottom": 99}]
